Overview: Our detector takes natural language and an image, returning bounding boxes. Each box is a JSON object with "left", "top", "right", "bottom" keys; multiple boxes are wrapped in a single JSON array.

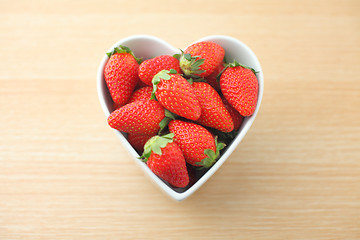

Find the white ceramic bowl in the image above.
[{"left": 97, "top": 35, "right": 264, "bottom": 201}]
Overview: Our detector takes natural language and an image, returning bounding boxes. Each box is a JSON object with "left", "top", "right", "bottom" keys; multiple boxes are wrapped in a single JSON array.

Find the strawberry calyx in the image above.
[
  {"left": 151, "top": 69, "right": 178, "bottom": 99},
  {"left": 179, "top": 49, "right": 206, "bottom": 78},
  {"left": 106, "top": 45, "right": 142, "bottom": 64},
  {"left": 216, "top": 60, "right": 258, "bottom": 81},
  {"left": 140, "top": 133, "right": 175, "bottom": 162},
  {"left": 196, "top": 136, "right": 226, "bottom": 168}
]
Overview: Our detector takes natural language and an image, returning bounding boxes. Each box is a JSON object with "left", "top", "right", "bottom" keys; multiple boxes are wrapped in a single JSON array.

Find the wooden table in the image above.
[{"left": 1, "top": 0, "right": 359, "bottom": 239}]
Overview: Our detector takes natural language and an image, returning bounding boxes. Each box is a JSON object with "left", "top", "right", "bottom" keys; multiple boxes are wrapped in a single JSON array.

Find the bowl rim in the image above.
[{"left": 97, "top": 34, "right": 264, "bottom": 201}]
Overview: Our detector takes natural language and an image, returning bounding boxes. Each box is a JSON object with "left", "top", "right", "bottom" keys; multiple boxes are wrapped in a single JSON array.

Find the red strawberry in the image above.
[
  {"left": 221, "top": 96, "right": 244, "bottom": 131},
  {"left": 152, "top": 69, "right": 201, "bottom": 121},
  {"left": 128, "top": 133, "right": 154, "bottom": 152},
  {"left": 128, "top": 86, "right": 152, "bottom": 103},
  {"left": 168, "top": 120, "right": 225, "bottom": 168},
  {"left": 179, "top": 41, "right": 225, "bottom": 78},
  {"left": 204, "top": 61, "right": 225, "bottom": 92},
  {"left": 220, "top": 61, "right": 259, "bottom": 116},
  {"left": 138, "top": 55, "right": 182, "bottom": 86},
  {"left": 141, "top": 133, "right": 189, "bottom": 188},
  {"left": 107, "top": 100, "right": 165, "bottom": 135},
  {"left": 192, "top": 82, "right": 234, "bottom": 133},
  {"left": 104, "top": 45, "right": 141, "bottom": 107}
]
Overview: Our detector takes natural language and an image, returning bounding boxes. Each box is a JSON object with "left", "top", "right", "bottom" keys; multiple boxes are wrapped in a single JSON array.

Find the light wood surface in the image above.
[{"left": 1, "top": 0, "right": 360, "bottom": 239}]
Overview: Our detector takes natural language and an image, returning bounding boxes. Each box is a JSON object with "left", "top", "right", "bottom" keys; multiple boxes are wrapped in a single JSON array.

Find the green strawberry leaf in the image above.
[
  {"left": 169, "top": 69, "right": 178, "bottom": 74},
  {"left": 204, "top": 149, "right": 216, "bottom": 160},
  {"left": 192, "top": 58, "right": 205, "bottom": 68},
  {"left": 196, "top": 149, "right": 216, "bottom": 169},
  {"left": 186, "top": 78, "right": 194, "bottom": 84},
  {"left": 151, "top": 69, "right": 178, "bottom": 100},
  {"left": 118, "top": 45, "right": 131, "bottom": 53},
  {"left": 140, "top": 133, "right": 174, "bottom": 162},
  {"left": 173, "top": 53, "right": 181, "bottom": 60},
  {"left": 156, "top": 70, "right": 172, "bottom": 81},
  {"left": 195, "top": 136, "right": 226, "bottom": 168},
  {"left": 106, "top": 45, "right": 143, "bottom": 64},
  {"left": 179, "top": 52, "right": 206, "bottom": 77},
  {"left": 151, "top": 70, "right": 172, "bottom": 99},
  {"left": 152, "top": 143, "right": 162, "bottom": 155},
  {"left": 216, "top": 60, "right": 259, "bottom": 81},
  {"left": 227, "top": 60, "right": 258, "bottom": 75},
  {"left": 215, "top": 137, "right": 226, "bottom": 154},
  {"left": 184, "top": 53, "right": 192, "bottom": 61},
  {"left": 141, "top": 138, "right": 154, "bottom": 160},
  {"left": 159, "top": 118, "right": 171, "bottom": 134},
  {"left": 162, "top": 132, "right": 175, "bottom": 140},
  {"left": 165, "top": 109, "right": 176, "bottom": 119}
]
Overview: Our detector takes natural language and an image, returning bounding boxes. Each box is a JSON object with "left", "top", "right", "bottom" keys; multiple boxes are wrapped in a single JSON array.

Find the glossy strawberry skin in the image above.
[
  {"left": 155, "top": 74, "right": 201, "bottom": 121},
  {"left": 107, "top": 100, "right": 165, "bottom": 135},
  {"left": 168, "top": 120, "right": 216, "bottom": 167},
  {"left": 138, "top": 55, "right": 182, "bottom": 86},
  {"left": 147, "top": 142, "right": 189, "bottom": 188},
  {"left": 220, "top": 66, "right": 258, "bottom": 116},
  {"left": 128, "top": 86, "right": 152, "bottom": 103},
  {"left": 192, "top": 82, "right": 234, "bottom": 133},
  {"left": 181, "top": 41, "right": 225, "bottom": 78},
  {"left": 104, "top": 53, "right": 140, "bottom": 107}
]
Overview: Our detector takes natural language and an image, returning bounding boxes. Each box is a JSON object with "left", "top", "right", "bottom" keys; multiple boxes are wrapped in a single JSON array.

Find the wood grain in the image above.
[{"left": 1, "top": 0, "right": 359, "bottom": 239}]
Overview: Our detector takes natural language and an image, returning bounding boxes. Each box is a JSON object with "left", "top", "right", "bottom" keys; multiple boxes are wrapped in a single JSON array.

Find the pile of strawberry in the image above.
[{"left": 104, "top": 41, "right": 258, "bottom": 188}]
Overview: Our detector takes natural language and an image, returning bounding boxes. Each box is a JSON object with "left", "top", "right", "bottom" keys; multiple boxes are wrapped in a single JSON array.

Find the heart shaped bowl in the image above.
[{"left": 97, "top": 35, "right": 264, "bottom": 201}]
